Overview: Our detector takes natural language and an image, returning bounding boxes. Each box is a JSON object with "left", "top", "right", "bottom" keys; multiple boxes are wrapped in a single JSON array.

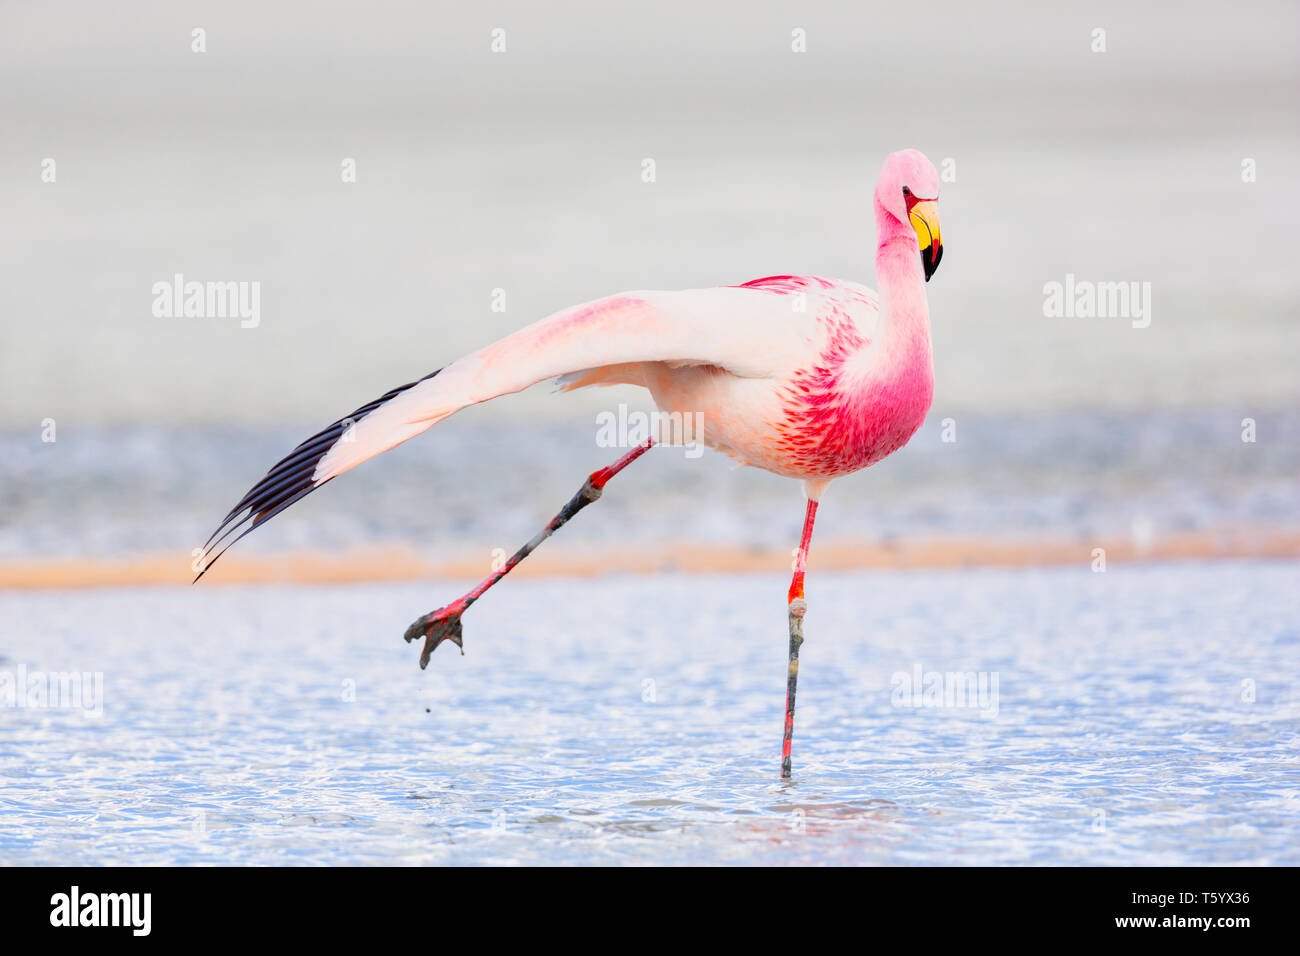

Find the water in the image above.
[
  {"left": 2, "top": 562, "right": 1296, "bottom": 865},
  {"left": 3, "top": 410, "right": 1298, "bottom": 562}
]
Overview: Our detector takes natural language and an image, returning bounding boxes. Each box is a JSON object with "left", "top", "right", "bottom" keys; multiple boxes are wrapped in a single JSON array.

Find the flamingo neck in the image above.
[{"left": 873, "top": 203, "right": 931, "bottom": 358}]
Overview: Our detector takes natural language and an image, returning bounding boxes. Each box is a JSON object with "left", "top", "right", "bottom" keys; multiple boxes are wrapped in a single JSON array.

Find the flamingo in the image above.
[{"left": 197, "top": 148, "right": 944, "bottom": 778}]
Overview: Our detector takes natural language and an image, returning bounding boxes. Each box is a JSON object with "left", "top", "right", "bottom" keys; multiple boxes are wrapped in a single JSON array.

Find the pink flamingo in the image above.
[{"left": 198, "top": 148, "right": 943, "bottom": 778}]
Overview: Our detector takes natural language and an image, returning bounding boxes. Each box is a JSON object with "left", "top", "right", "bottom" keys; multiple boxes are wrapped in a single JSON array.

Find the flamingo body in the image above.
[
  {"left": 200, "top": 148, "right": 943, "bottom": 586},
  {"left": 197, "top": 147, "right": 945, "bottom": 777}
]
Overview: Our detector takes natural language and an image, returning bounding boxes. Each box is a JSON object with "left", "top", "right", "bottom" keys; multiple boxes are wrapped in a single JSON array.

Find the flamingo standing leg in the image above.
[
  {"left": 782, "top": 490, "right": 821, "bottom": 779},
  {"left": 402, "top": 438, "right": 655, "bottom": 667}
]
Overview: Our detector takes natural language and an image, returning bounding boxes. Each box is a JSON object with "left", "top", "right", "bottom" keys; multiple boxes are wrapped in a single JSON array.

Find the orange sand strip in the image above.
[{"left": 1, "top": 528, "right": 1297, "bottom": 590}]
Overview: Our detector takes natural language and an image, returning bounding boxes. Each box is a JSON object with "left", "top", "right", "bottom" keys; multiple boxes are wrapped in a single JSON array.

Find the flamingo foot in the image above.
[{"left": 403, "top": 605, "right": 465, "bottom": 669}]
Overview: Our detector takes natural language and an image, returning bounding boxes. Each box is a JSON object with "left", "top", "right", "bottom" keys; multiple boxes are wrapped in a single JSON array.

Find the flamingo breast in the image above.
[{"left": 648, "top": 277, "right": 933, "bottom": 481}]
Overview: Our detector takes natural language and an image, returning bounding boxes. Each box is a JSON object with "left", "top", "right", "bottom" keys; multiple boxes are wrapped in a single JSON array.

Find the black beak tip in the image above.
[{"left": 922, "top": 243, "right": 944, "bottom": 282}]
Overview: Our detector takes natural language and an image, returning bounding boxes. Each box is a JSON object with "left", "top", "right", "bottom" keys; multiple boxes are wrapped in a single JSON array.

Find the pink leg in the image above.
[
  {"left": 782, "top": 498, "right": 818, "bottom": 779},
  {"left": 403, "top": 438, "right": 655, "bottom": 668}
]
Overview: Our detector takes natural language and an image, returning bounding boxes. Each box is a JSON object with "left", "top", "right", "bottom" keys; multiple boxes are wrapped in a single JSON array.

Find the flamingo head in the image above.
[{"left": 876, "top": 149, "right": 944, "bottom": 282}]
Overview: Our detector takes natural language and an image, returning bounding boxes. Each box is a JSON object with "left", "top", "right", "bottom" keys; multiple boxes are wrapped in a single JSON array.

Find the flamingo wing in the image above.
[{"left": 196, "top": 284, "right": 830, "bottom": 576}]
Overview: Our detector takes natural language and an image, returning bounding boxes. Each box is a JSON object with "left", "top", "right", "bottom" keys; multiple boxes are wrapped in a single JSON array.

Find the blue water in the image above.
[
  {"left": 2, "top": 411, "right": 1297, "bottom": 560},
  {"left": 2, "top": 561, "right": 1296, "bottom": 865}
]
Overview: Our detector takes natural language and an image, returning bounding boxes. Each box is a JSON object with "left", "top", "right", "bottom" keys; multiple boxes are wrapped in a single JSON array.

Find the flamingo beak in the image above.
[{"left": 909, "top": 199, "right": 943, "bottom": 282}]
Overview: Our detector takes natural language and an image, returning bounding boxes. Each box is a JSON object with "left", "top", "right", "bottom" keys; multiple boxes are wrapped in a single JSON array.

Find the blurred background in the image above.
[{"left": 1, "top": 0, "right": 1297, "bottom": 576}]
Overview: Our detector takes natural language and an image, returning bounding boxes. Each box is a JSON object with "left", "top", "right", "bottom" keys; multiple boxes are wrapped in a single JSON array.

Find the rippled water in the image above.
[
  {"left": 2, "top": 561, "right": 1296, "bottom": 865},
  {"left": 3, "top": 410, "right": 1298, "bottom": 561}
]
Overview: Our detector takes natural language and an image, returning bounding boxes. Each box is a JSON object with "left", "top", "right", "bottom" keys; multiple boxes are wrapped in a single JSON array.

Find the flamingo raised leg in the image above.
[
  {"left": 400, "top": 437, "right": 656, "bottom": 666},
  {"left": 197, "top": 148, "right": 944, "bottom": 778}
]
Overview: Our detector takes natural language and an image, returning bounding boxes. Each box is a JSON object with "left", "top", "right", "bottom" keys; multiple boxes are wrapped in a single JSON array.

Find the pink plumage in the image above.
[{"left": 197, "top": 148, "right": 945, "bottom": 777}]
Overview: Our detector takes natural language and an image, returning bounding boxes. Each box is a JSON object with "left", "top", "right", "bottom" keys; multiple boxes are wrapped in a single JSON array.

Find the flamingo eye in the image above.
[{"left": 902, "top": 186, "right": 911, "bottom": 196}]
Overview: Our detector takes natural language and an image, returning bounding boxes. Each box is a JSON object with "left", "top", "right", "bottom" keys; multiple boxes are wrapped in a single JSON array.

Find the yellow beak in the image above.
[{"left": 909, "top": 199, "right": 943, "bottom": 282}]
